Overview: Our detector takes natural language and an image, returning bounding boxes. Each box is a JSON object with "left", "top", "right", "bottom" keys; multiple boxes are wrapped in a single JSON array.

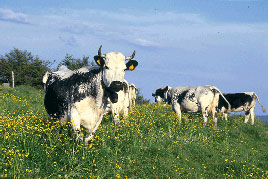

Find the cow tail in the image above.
[
  {"left": 211, "top": 86, "right": 231, "bottom": 114},
  {"left": 254, "top": 93, "right": 266, "bottom": 112}
]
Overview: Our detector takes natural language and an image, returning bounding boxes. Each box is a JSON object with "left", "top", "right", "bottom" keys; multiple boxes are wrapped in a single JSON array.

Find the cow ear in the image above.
[
  {"left": 126, "top": 60, "right": 138, "bottom": 71},
  {"left": 94, "top": 56, "right": 105, "bottom": 66},
  {"left": 164, "top": 86, "right": 169, "bottom": 92}
]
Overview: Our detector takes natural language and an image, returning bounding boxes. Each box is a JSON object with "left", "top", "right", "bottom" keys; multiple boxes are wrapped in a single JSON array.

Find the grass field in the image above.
[{"left": 1, "top": 85, "right": 268, "bottom": 178}]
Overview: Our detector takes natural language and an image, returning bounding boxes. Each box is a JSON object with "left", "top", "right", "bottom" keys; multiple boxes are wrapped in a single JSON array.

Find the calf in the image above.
[
  {"left": 218, "top": 92, "right": 266, "bottom": 125},
  {"left": 153, "top": 85, "right": 231, "bottom": 127},
  {"left": 44, "top": 46, "right": 138, "bottom": 143}
]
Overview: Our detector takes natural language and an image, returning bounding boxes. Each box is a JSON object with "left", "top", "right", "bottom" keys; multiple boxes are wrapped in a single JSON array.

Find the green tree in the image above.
[
  {"left": 57, "top": 54, "right": 95, "bottom": 70},
  {"left": 136, "top": 89, "right": 150, "bottom": 105},
  {"left": 0, "top": 48, "right": 52, "bottom": 87}
]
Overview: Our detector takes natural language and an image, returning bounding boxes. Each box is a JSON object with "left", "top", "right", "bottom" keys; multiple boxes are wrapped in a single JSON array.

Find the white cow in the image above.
[
  {"left": 44, "top": 46, "right": 138, "bottom": 143},
  {"left": 128, "top": 83, "right": 137, "bottom": 112},
  {"left": 153, "top": 85, "right": 231, "bottom": 127}
]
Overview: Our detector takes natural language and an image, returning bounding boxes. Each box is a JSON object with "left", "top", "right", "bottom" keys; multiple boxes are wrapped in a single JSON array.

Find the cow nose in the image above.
[
  {"left": 109, "top": 92, "right": 118, "bottom": 103},
  {"left": 109, "top": 81, "right": 123, "bottom": 92}
]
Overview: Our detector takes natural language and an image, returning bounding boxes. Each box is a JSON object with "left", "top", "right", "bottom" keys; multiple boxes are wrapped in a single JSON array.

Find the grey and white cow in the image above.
[
  {"left": 44, "top": 46, "right": 138, "bottom": 143},
  {"left": 218, "top": 92, "right": 266, "bottom": 125},
  {"left": 153, "top": 85, "right": 231, "bottom": 127}
]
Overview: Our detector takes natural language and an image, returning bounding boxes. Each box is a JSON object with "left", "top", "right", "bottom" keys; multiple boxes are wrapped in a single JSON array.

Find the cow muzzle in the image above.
[{"left": 108, "top": 81, "right": 124, "bottom": 92}]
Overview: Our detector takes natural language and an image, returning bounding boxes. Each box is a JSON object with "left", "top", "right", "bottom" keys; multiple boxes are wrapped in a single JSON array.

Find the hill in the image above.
[{"left": 0, "top": 86, "right": 268, "bottom": 178}]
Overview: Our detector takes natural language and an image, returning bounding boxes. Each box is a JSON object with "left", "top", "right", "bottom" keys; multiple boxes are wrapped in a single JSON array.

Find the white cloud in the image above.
[{"left": 0, "top": 8, "right": 31, "bottom": 24}]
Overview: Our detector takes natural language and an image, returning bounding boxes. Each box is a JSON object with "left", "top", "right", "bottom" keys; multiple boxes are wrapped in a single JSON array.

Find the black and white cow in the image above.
[
  {"left": 152, "top": 86, "right": 170, "bottom": 105},
  {"left": 105, "top": 79, "right": 130, "bottom": 124},
  {"left": 218, "top": 92, "right": 266, "bottom": 125},
  {"left": 44, "top": 46, "right": 138, "bottom": 143},
  {"left": 42, "top": 65, "right": 72, "bottom": 92},
  {"left": 152, "top": 85, "right": 231, "bottom": 127},
  {"left": 104, "top": 81, "right": 138, "bottom": 124}
]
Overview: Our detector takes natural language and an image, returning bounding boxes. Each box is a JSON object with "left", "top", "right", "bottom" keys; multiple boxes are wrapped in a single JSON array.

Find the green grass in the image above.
[{"left": 1, "top": 85, "right": 268, "bottom": 178}]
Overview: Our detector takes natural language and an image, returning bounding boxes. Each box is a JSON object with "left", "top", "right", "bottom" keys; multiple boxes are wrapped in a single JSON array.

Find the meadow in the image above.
[{"left": 1, "top": 85, "right": 268, "bottom": 178}]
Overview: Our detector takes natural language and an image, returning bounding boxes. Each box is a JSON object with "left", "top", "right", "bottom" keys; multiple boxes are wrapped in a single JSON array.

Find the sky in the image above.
[{"left": 0, "top": 0, "right": 267, "bottom": 115}]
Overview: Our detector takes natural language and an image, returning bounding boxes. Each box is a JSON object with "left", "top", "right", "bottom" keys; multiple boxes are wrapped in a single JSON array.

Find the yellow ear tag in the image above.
[
  {"left": 129, "top": 64, "right": 135, "bottom": 71},
  {"left": 97, "top": 59, "right": 101, "bottom": 65}
]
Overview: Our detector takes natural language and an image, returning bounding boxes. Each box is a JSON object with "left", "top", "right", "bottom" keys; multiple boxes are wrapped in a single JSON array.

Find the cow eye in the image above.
[{"left": 105, "top": 66, "right": 109, "bottom": 70}]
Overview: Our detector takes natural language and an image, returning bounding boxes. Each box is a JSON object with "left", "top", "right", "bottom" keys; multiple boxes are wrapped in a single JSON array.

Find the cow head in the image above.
[
  {"left": 94, "top": 46, "right": 138, "bottom": 103},
  {"left": 152, "top": 86, "right": 172, "bottom": 104}
]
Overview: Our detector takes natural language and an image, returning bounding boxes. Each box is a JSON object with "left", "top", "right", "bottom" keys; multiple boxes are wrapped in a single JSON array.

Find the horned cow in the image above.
[{"left": 44, "top": 46, "right": 138, "bottom": 143}]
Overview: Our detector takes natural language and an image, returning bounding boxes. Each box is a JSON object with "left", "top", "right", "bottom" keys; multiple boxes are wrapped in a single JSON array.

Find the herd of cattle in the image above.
[{"left": 42, "top": 46, "right": 266, "bottom": 143}]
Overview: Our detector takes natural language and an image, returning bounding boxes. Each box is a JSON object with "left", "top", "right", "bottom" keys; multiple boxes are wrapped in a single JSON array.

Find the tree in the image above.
[
  {"left": 57, "top": 54, "right": 95, "bottom": 70},
  {"left": 135, "top": 89, "right": 150, "bottom": 105},
  {"left": 0, "top": 48, "right": 52, "bottom": 87}
]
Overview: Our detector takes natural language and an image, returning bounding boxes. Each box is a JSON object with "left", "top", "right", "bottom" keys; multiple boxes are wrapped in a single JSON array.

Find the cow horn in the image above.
[
  {"left": 126, "top": 50, "right": 136, "bottom": 60},
  {"left": 98, "top": 45, "right": 106, "bottom": 58}
]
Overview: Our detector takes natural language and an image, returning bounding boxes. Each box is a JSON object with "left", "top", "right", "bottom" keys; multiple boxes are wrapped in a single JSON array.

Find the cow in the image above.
[
  {"left": 105, "top": 80, "right": 131, "bottom": 124},
  {"left": 104, "top": 81, "right": 138, "bottom": 124},
  {"left": 152, "top": 85, "right": 231, "bottom": 128},
  {"left": 44, "top": 46, "right": 138, "bottom": 143},
  {"left": 128, "top": 83, "right": 137, "bottom": 112},
  {"left": 42, "top": 65, "right": 72, "bottom": 92},
  {"left": 152, "top": 86, "right": 170, "bottom": 105},
  {"left": 218, "top": 92, "right": 266, "bottom": 125}
]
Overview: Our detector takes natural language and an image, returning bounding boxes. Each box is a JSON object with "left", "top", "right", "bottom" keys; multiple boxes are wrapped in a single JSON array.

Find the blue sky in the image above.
[{"left": 0, "top": 0, "right": 267, "bottom": 115}]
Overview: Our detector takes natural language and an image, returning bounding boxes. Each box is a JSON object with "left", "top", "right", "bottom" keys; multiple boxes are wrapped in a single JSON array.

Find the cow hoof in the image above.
[{"left": 84, "top": 133, "right": 94, "bottom": 144}]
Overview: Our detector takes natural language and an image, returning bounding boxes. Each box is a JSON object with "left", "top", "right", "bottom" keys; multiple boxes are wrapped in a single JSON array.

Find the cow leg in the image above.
[
  {"left": 113, "top": 112, "right": 120, "bottom": 125},
  {"left": 70, "top": 108, "right": 82, "bottom": 141},
  {"left": 250, "top": 108, "right": 255, "bottom": 125},
  {"left": 133, "top": 100, "right": 135, "bottom": 108},
  {"left": 244, "top": 110, "right": 250, "bottom": 124},
  {"left": 224, "top": 113, "right": 228, "bottom": 121},
  {"left": 221, "top": 113, "right": 224, "bottom": 120},
  {"left": 202, "top": 112, "right": 208, "bottom": 127},
  {"left": 200, "top": 105, "right": 209, "bottom": 127},
  {"left": 172, "top": 102, "right": 182, "bottom": 123},
  {"left": 123, "top": 108, "right": 129, "bottom": 119},
  {"left": 129, "top": 101, "right": 133, "bottom": 113},
  {"left": 212, "top": 109, "right": 217, "bottom": 128},
  {"left": 84, "top": 116, "right": 103, "bottom": 144}
]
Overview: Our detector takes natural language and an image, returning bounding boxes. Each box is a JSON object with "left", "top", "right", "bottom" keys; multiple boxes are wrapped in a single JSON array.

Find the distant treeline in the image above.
[
  {"left": 0, "top": 48, "right": 94, "bottom": 88},
  {"left": 0, "top": 48, "right": 150, "bottom": 104}
]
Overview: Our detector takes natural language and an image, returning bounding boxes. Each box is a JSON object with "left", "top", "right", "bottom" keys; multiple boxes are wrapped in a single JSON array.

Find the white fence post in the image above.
[{"left": 12, "top": 71, "right": 14, "bottom": 88}]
